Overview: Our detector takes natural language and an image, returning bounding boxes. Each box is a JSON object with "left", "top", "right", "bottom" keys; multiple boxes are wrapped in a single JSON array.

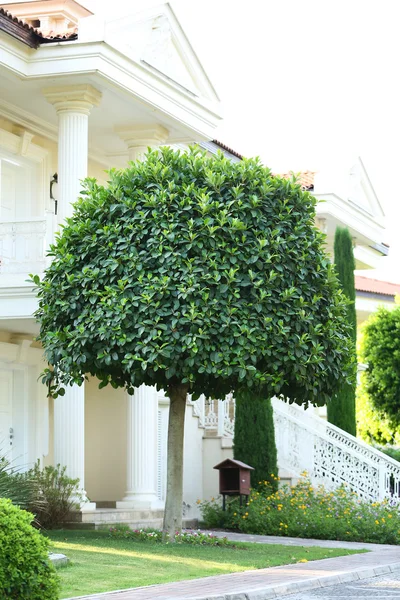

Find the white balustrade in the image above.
[
  {"left": 189, "top": 391, "right": 400, "bottom": 502},
  {"left": 272, "top": 397, "right": 400, "bottom": 502},
  {"left": 0, "top": 218, "right": 47, "bottom": 274},
  {"left": 188, "top": 392, "right": 235, "bottom": 436}
]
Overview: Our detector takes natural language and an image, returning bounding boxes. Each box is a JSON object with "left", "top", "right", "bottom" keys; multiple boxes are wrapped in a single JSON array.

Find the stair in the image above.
[
  {"left": 189, "top": 393, "right": 400, "bottom": 503},
  {"left": 66, "top": 507, "right": 199, "bottom": 531}
]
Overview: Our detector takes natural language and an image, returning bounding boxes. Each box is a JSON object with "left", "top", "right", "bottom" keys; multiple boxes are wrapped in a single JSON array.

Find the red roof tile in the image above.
[
  {"left": 0, "top": 6, "right": 77, "bottom": 44},
  {"left": 355, "top": 276, "right": 400, "bottom": 297},
  {"left": 0, "top": 6, "right": 39, "bottom": 33},
  {"left": 212, "top": 140, "right": 244, "bottom": 160},
  {"left": 279, "top": 171, "right": 316, "bottom": 190}
]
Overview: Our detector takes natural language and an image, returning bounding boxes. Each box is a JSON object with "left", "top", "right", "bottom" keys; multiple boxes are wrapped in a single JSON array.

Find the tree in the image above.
[
  {"left": 233, "top": 392, "right": 278, "bottom": 491},
  {"left": 361, "top": 303, "right": 400, "bottom": 429},
  {"left": 327, "top": 227, "right": 357, "bottom": 435},
  {"left": 33, "top": 147, "right": 354, "bottom": 536}
]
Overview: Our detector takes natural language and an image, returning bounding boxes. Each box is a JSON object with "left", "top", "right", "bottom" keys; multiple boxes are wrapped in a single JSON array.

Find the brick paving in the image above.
[{"left": 66, "top": 533, "right": 400, "bottom": 600}]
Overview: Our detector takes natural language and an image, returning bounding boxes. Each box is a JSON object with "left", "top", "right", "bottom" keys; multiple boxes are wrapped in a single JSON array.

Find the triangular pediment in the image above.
[
  {"left": 347, "top": 157, "right": 385, "bottom": 218},
  {"left": 104, "top": 3, "right": 218, "bottom": 102}
]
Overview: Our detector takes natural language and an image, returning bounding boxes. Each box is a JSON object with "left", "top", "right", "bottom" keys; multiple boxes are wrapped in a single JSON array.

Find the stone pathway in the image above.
[{"left": 66, "top": 533, "right": 400, "bottom": 600}]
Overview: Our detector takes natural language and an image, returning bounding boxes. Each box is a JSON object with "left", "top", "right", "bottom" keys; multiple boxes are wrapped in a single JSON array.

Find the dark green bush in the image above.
[
  {"left": 0, "top": 498, "right": 59, "bottom": 599},
  {"left": 25, "top": 462, "right": 82, "bottom": 529},
  {"left": 234, "top": 392, "right": 278, "bottom": 490}
]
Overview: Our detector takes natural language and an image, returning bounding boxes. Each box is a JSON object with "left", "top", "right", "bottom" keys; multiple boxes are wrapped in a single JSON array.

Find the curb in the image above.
[{"left": 219, "top": 561, "right": 400, "bottom": 600}]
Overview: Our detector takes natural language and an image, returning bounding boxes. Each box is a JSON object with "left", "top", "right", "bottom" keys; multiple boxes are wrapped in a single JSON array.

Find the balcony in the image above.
[{"left": 0, "top": 217, "right": 50, "bottom": 277}]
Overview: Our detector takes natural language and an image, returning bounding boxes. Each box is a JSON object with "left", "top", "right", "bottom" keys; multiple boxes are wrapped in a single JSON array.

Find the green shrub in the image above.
[
  {"left": 0, "top": 498, "right": 59, "bottom": 599},
  {"left": 109, "top": 525, "right": 231, "bottom": 546},
  {"left": 25, "top": 462, "right": 82, "bottom": 529},
  {"left": 200, "top": 476, "right": 400, "bottom": 544},
  {"left": 356, "top": 371, "right": 400, "bottom": 445}
]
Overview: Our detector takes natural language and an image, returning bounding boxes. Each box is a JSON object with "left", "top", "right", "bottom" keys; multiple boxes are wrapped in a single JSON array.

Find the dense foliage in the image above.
[
  {"left": 327, "top": 227, "right": 357, "bottom": 435},
  {"left": 361, "top": 304, "right": 400, "bottom": 428},
  {"left": 109, "top": 525, "right": 231, "bottom": 545},
  {"left": 356, "top": 371, "right": 400, "bottom": 445},
  {"left": 200, "top": 476, "right": 400, "bottom": 544},
  {"left": 0, "top": 498, "right": 59, "bottom": 599},
  {"left": 234, "top": 391, "right": 278, "bottom": 489},
  {"left": 34, "top": 147, "right": 353, "bottom": 403},
  {"left": 32, "top": 147, "right": 355, "bottom": 533}
]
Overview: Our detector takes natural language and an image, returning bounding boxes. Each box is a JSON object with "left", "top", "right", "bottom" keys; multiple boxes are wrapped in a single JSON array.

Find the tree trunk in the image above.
[{"left": 163, "top": 383, "right": 188, "bottom": 539}]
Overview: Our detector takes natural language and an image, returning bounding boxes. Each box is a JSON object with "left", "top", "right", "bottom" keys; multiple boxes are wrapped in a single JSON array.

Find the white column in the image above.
[
  {"left": 44, "top": 85, "right": 102, "bottom": 223},
  {"left": 114, "top": 125, "right": 168, "bottom": 510},
  {"left": 53, "top": 386, "right": 94, "bottom": 508},
  {"left": 116, "top": 125, "right": 169, "bottom": 162},
  {"left": 117, "top": 385, "right": 159, "bottom": 509},
  {"left": 44, "top": 85, "right": 101, "bottom": 510}
]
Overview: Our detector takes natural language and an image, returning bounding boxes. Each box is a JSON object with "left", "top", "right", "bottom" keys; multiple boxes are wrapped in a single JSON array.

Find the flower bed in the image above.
[
  {"left": 109, "top": 525, "right": 231, "bottom": 546},
  {"left": 200, "top": 475, "right": 400, "bottom": 544}
]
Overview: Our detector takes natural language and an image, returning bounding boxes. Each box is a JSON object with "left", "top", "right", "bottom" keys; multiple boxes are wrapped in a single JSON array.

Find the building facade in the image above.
[{"left": 0, "top": 0, "right": 389, "bottom": 526}]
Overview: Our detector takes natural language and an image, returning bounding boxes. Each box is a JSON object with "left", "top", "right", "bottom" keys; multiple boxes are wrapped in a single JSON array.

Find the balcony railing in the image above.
[
  {"left": 188, "top": 393, "right": 400, "bottom": 502},
  {"left": 0, "top": 218, "right": 49, "bottom": 275}
]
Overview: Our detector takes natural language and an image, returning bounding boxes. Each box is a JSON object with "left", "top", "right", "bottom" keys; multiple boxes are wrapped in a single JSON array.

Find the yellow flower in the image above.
[
  {"left": 233, "top": 512, "right": 237, "bottom": 516},
  {"left": 245, "top": 512, "right": 249, "bottom": 516},
  {"left": 388, "top": 514, "right": 393, "bottom": 519},
  {"left": 196, "top": 499, "right": 201, "bottom": 504},
  {"left": 375, "top": 520, "right": 380, "bottom": 525},
  {"left": 298, "top": 559, "right": 308, "bottom": 563}
]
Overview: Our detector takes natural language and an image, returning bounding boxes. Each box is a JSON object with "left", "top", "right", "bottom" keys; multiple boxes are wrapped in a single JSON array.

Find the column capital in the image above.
[
  {"left": 43, "top": 84, "right": 102, "bottom": 115},
  {"left": 116, "top": 124, "right": 169, "bottom": 149}
]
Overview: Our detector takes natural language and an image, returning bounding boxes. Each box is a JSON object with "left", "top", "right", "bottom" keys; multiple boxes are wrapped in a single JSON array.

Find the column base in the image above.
[{"left": 116, "top": 494, "right": 160, "bottom": 510}]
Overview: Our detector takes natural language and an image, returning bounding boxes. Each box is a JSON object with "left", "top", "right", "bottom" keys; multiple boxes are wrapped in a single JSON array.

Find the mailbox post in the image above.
[{"left": 213, "top": 458, "right": 254, "bottom": 510}]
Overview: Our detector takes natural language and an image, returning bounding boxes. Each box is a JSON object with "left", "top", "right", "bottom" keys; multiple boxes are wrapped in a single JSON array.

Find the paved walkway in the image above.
[{"left": 67, "top": 533, "right": 400, "bottom": 600}]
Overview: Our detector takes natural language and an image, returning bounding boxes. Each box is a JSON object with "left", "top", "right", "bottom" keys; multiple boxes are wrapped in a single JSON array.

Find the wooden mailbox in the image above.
[{"left": 213, "top": 458, "right": 254, "bottom": 510}]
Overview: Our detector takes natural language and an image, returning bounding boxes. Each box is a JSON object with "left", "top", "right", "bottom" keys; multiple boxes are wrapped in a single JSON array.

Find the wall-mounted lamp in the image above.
[{"left": 50, "top": 172, "right": 58, "bottom": 215}]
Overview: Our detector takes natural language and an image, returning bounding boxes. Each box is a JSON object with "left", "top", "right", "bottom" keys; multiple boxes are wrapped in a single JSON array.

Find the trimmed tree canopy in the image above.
[
  {"left": 361, "top": 304, "right": 400, "bottom": 428},
  {"left": 33, "top": 147, "right": 353, "bottom": 404}
]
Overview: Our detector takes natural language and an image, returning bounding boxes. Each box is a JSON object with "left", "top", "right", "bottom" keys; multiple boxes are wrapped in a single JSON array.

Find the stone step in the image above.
[
  {"left": 63, "top": 517, "right": 199, "bottom": 530},
  {"left": 70, "top": 508, "right": 165, "bottom": 524}
]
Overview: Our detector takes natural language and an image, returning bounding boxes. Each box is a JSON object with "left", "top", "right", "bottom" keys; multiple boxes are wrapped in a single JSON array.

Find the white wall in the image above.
[
  {"left": 182, "top": 402, "right": 204, "bottom": 520},
  {"left": 85, "top": 378, "right": 127, "bottom": 502}
]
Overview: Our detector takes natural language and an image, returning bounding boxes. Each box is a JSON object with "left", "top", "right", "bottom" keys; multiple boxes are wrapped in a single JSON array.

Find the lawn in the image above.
[{"left": 47, "top": 530, "right": 365, "bottom": 599}]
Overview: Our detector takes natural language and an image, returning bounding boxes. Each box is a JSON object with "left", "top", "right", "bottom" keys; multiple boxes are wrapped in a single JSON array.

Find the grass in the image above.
[{"left": 46, "top": 530, "right": 365, "bottom": 599}]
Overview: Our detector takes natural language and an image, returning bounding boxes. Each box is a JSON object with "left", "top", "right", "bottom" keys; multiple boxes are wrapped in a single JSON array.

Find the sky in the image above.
[
  {"left": 174, "top": 0, "right": 400, "bottom": 280},
  {"left": 4, "top": 0, "right": 398, "bottom": 273},
  {"left": 81, "top": 0, "right": 400, "bottom": 275}
]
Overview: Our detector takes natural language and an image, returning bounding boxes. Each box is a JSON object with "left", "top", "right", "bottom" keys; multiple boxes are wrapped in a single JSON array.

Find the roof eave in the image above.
[{"left": 0, "top": 9, "right": 41, "bottom": 48}]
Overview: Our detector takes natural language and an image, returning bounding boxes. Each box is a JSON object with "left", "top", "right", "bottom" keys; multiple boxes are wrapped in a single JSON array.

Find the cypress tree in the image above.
[
  {"left": 327, "top": 226, "right": 357, "bottom": 435},
  {"left": 233, "top": 391, "right": 278, "bottom": 491}
]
